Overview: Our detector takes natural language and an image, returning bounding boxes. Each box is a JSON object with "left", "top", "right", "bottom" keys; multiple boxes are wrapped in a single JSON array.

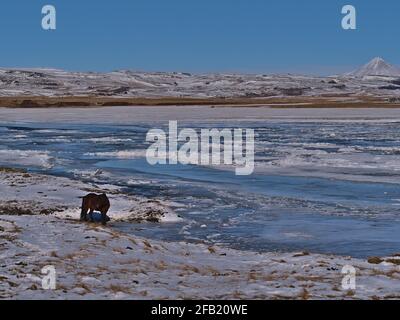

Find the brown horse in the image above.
[{"left": 80, "top": 193, "right": 110, "bottom": 225}]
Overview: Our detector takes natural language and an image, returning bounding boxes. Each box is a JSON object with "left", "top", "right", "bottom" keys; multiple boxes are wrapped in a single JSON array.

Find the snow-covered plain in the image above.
[{"left": 0, "top": 170, "right": 399, "bottom": 299}]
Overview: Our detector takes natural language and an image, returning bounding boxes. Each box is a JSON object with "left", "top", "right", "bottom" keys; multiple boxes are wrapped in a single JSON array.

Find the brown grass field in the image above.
[{"left": 1, "top": 95, "right": 400, "bottom": 108}]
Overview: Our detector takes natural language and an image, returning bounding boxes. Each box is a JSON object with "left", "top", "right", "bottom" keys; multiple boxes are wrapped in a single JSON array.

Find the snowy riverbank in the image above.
[
  {"left": 0, "top": 169, "right": 399, "bottom": 299},
  {"left": 0, "top": 168, "right": 180, "bottom": 223}
]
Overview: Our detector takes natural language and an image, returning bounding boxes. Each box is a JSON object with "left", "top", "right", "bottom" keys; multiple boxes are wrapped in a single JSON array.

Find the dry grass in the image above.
[
  {"left": 345, "top": 290, "right": 356, "bottom": 297},
  {"left": 112, "top": 247, "right": 126, "bottom": 255},
  {"left": 118, "top": 258, "right": 141, "bottom": 265},
  {"left": 0, "top": 167, "right": 27, "bottom": 174},
  {"left": 385, "top": 258, "right": 400, "bottom": 265},
  {"left": 294, "top": 275, "right": 327, "bottom": 282},
  {"left": 1, "top": 95, "right": 400, "bottom": 108},
  {"left": 248, "top": 272, "right": 260, "bottom": 281},
  {"left": 368, "top": 257, "right": 384, "bottom": 264},
  {"left": 140, "top": 290, "right": 148, "bottom": 297},
  {"left": 299, "top": 288, "right": 310, "bottom": 300},
  {"left": 383, "top": 295, "right": 400, "bottom": 299},
  {"left": 108, "top": 284, "right": 132, "bottom": 294},
  {"left": 293, "top": 251, "right": 310, "bottom": 257},
  {"left": 74, "top": 282, "right": 93, "bottom": 294},
  {"left": 181, "top": 265, "right": 201, "bottom": 274},
  {"left": 371, "top": 268, "right": 400, "bottom": 278},
  {"left": 142, "top": 240, "right": 152, "bottom": 248},
  {"left": 154, "top": 260, "right": 169, "bottom": 271},
  {"left": 208, "top": 246, "right": 217, "bottom": 254}
]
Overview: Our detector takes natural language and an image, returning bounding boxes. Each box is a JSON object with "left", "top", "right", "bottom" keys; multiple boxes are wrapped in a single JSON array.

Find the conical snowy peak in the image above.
[{"left": 349, "top": 57, "right": 400, "bottom": 77}]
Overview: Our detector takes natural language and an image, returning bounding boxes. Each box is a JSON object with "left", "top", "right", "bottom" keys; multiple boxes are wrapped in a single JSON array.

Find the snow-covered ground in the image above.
[
  {"left": 0, "top": 169, "right": 180, "bottom": 223},
  {"left": 1, "top": 62, "right": 400, "bottom": 99},
  {"left": 0, "top": 169, "right": 399, "bottom": 299}
]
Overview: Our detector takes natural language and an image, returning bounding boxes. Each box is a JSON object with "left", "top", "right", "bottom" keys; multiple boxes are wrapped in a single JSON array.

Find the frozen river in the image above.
[{"left": 1, "top": 106, "right": 400, "bottom": 258}]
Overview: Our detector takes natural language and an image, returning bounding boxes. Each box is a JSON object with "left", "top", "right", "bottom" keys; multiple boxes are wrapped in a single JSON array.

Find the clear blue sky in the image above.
[{"left": 0, "top": 0, "right": 399, "bottom": 74}]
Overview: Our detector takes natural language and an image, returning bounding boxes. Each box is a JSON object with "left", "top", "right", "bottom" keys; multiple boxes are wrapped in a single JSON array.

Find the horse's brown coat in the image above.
[{"left": 80, "top": 193, "right": 110, "bottom": 225}]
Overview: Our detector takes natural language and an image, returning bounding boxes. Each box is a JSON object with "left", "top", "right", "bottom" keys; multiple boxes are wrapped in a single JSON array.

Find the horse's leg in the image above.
[
  {"left": 89, "top": 209, "right": 95, "bottom": 222},
  {"left": 100, "top": 206, "right": 109, "bottom": 225},
  {"left": 100, "top": 211, "right": 107, "bottom": 225},
  {"left": 80, "top": 199, "right": 88, "bottom": 221},
  {"left": 101, "top": 202, "right": 111, "bottom": 225}
]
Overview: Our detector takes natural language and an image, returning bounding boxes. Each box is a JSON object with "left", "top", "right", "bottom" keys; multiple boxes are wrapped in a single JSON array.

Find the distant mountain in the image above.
[
  {"left": 2, "top": 64, "right": 400, "bottom": 99},
  {"left": 348, "top": 57, "right": 400, "bottom": 77}
]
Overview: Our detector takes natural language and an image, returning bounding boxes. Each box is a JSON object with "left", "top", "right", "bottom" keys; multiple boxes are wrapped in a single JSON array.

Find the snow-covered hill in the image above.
[{"left": 1, "top": 62, "right": 400, "bottom": 99}]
